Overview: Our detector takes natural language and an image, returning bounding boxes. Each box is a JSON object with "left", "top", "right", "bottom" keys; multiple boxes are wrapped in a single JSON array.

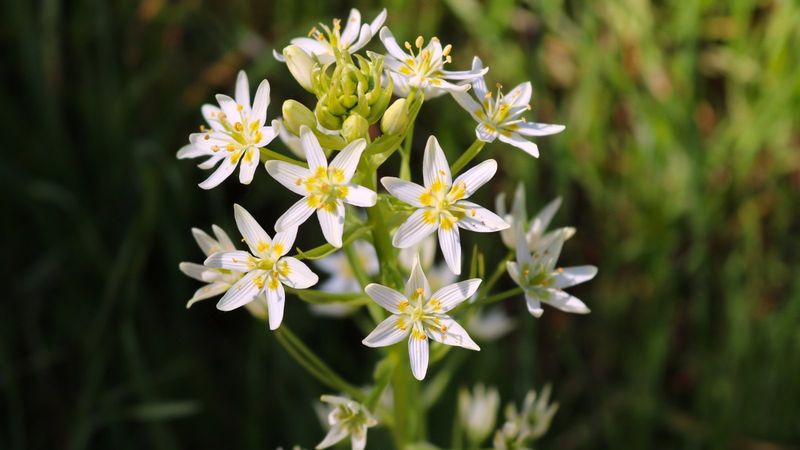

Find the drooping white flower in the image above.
[
  {"left": 179, "top": 225, "right": 243, "bottom": 308},
  {"left": 496, "top": 183, "right": 575, "bottom": 251},
  {"left": 506, "top": 222, "right": 595, "bottom": 318},
  {"left": 274, "top": 9, "right": 387, "bottom": 65},
  {"left": 379, "top": 28, "right": 487, "bottom": 99},
  {"left": 309, "top": 241, "right": 379, "bottom": 318},
  {"left": 466, "top": 307, "right": 516, "bottom": 341},
  {"left": 362, "top": 257, "right": 481, "bottom": 380},
  {"left": 459, "top": 383, "right": 501, "bottom": 445},
  {"left": 204, "top": 204, "right": 318, "bottom": 330},
  {"left": 451, "top": 57, "right": 564, "bottom": 158},
  {"left": 493, "top": 385, "right": 559, "bottom": 449},
  {"left": 177, "top": 71, "right": 278, "bottom": 189},
  {"left": 316, "top": 395, "right": 377, "bottom": 450},
  {"left": 266, "top": 126, "right": 377, "bottom": 248},
  {"left": 382, "top": 135, "right": 509, "bottom": 275}
]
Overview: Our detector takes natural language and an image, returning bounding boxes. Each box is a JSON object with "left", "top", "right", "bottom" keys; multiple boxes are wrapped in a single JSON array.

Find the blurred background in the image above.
[{"left": 2, "top": 0, "right": 800, "bottom": 448}]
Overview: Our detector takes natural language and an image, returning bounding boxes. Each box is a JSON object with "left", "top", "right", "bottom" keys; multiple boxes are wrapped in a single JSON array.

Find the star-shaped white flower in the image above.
[
  {"left": 379, "top": 28, "right": 487, "bottom": 99},
  {"left": 274, "top": 9, "right": 387, "bottom": 65},
  {"left": 496, "top": 183, "right": 575, "bottom": 251},
  {"left": 316, "top": 395, "right": 377, "bottom": 450},
  {"left": 362, "top": 257, "right": 481, "bottom": 380},
  {"left": 177, "top": 71, "right": 278, "bottom": 189},
  {"left": 506, "top": 222, "right": 596, "bottom": 318},
  {"left": 382, "top": 135, "right": 509, "bottom": 275},
  {"left": 451, "top": 57, "right": 564, "bottom": 158},
  {"left": 204, "top": 204, "right": 318, "bottom": 330},
  {"left": 179, "top": 225, "right": 243, "bottom": 308},
  {"left": 266, "top": 126, "right": 377, "bottom": 248}
]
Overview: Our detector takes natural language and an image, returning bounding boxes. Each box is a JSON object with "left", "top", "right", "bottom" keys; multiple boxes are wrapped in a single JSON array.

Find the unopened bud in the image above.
[
  {"left": 283, "top": 45, "right": 314, "bottom": 92},
  {"left": 282, "top": 100, "right": 316, "bottom": 135},
  {"left": 380, "top": 98, "right": 409, "bottom": 135},
  {"left": 341, "top": 114, "right": 369, "bottom": 142}
]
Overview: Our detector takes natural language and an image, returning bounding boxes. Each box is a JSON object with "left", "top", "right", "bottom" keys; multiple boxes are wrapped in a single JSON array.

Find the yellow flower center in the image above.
[{"left": 299, "top": 166, "right": 350, "bottom": 211}]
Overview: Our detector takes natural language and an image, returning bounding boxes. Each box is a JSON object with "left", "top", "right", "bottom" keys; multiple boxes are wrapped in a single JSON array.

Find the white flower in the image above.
[
  {"left": 382, "top": 135, "right": 509, "bottom": 275},
  {"left": 493, "top": 385, "right": 558, "bottom": 449},
  {"left": 204, "top": 204, "right": 318, "bottom": 330},
  {"left": 179, "top": 225, "right": 242, "bottom": 308},
  {"left": 274, "top": 9, "right": 387, "bottom": 65},
  {"left": 362, "top": 257, "right": 481, "bottom": 380},
  {"left": 266, "top": 126, "right": 377, "bottom": 248},
  {"left": 506, "top": 222, "right": 595, "bottom": 318},
  {"left": 177, "top": 71, "right": 278, "bottom": 189},
  {"left": 379, "top": 28, "right": 487, "bottom": 98},
  {"left": 310, "top": 241, "right": 379, "bottom": 318},
  {"left": 316, "top": 395, "right": 377, "bottom": 450},
  {"left": 467, "top": 307, "right": 516, "bottom": 341},
  {"left": 496, "top": 183, "right": 575, "bottom": 251},
  {"left": 451, "top": 57, "right": 564, "bottom": 158},
  {"left": 459, "top": 383, "right": 500, "bottom": 445}
]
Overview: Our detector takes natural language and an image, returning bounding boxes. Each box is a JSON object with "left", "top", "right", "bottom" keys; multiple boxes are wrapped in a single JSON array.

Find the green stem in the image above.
[
  {"left": 475, "top": 287, "right": 524, "bottom": 307},
  {"left": 258, "top": 147, "right": 307, "bottom": 166},
  {"left": 399, "top": 122, "right": 414, "bottom": 181},
  {"left": 450, "top": 139, "right": 486, "bottom": 174}
]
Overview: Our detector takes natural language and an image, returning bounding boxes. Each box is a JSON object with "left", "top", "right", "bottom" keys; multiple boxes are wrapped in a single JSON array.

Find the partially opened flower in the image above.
[
  {"left": 362, "top": 257, "right": 481, "bottom": 380},
  {"left": 506, "top": 223, "right": 595, "bottom": 318},
  {"left": 379, "top": 28, "right": 487, "bottom": 98},
  {"left": 316, "top": 395, "right": 377, "bottom": 450},
  {"left": 179, "top": 225, "right": 242, "bottom": 308},
  {"left": 382, "top": 135, "right": 509, "bottom": 274},
  {"left": 493, "top": 385, "right": 559, "bottom": 449},
  {"left": 177, "top": 71, "right": 278, "bottom": 189},
  {"left": 274, "top": 8, "right": 387, "bottom": 65},
  {"left": 459, "top": 384, "right": 500, "bottom": 446},
  {"left": 204, "top": 204, "right": 318, "bottom": 329},
  {"left": 451, "top": 57, "right": 564, "bottom": 158},
  {"left": 266, "top": 126, "right": 377, "bottom": 247},
  {"left": 467, "top": 307, "right": 516, "bottom": 341},
  {"left": 310, "top": 240, "right": 379, "bottom": 318},
  {"left": 496, "top": 183, "right": 575, "bottom": 251}
]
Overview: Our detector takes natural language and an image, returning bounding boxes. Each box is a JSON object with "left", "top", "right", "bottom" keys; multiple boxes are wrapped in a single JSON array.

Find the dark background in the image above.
[{"left": 2, "top": 0, "right": 799, "bottom": 449}]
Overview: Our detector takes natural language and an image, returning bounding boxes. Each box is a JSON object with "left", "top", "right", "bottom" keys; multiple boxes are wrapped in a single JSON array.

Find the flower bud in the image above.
[
  {"left": 380, "top": 98, "right": 409, "bottom": 135},
  {"left": 341, "top": 114, "right": 369, "bottom": 143},
  {"left": 283, "top": 45, "right": 314, "bottom": 92},
  {"left": 282, "top": 100, "right": 316, "bottom": 135}
]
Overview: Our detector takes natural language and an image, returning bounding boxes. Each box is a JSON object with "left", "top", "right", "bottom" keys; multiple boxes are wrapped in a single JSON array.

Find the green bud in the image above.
[
  {"left": 282, "top": 100, "right": 316, "bottom": 135},
  {"left": 341, "top": 114, "right": 370, "bottom": 143},
  {"left": 283, "top": 45, "right": 314, "bottom": 92},
  {"left": 381, "top": 98, "right": 409, "bottom": 135}
]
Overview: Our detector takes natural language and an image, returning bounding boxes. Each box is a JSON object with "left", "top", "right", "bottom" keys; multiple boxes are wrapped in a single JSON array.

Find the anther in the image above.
[{"left": 415, "top": 36, "right": 424, "bottom": 48}]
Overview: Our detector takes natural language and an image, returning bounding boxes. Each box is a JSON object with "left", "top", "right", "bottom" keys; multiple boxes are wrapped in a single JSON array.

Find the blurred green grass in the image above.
[{"left": 2, "top": 0, "right": 799, "bottom": 448}]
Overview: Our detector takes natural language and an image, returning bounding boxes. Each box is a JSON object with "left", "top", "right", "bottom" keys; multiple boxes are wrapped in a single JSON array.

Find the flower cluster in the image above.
[{"left": 177, "top": 7, "right": 596, "bottom": 449}]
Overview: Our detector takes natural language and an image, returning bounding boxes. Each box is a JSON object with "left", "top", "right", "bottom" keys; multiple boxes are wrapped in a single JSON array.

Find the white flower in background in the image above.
[
  {"left": 177, "top": 71, "right": 278, "bottom": 189},
  {"left": 362, "top": 257, "right": 481, "bottom": 380},
  {"left": 204, "top": 204, "right": 318, "bottom": 330},
  {"left": 459, "top": 383, "right": 500, "bottom": 445},
  {"left": 398, "top": 235, "right": 458, "bottom": 289},
  {"left": 496, "top": 183, "right": 575, "bottom": 251},
  {"left": 506, "top": 223, "right": 595, "bottom": 318},
  {"left": 266, "top": 126, "right": 377, "bottom": 248},
  {"left": 466, "top": 307, "right": 516, "bottom": 341},
  {"left": 379, "top": 28, "right": 488, "bottom": 98},
  {"left": 382, "top": 136, "right": 509, "bottom": 275},
  {"left": 274, "top": 9, "right": 387, "bottom": 65},
  {"left": 316, "top": 395, "right": 377, "bottom": 450},
  {"left": 493, "top": 385, "right": 559, "bottom": 449},
  {"left": 451, "top": 57, "right": 564, "bottom": 158},
  {"left": 179, "top": 225, "right": 243, "bottom": 308},
  {"left": 310, "top": 241, "right": 379, "bottom": 318}
]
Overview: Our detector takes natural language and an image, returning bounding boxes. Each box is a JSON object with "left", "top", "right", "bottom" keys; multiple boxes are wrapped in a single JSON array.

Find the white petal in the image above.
[
  {"left": 237, "top": 148, "right": 260, "bottom": 184},
  {"left": 344, "top": 184, "right": 377, "bottom": 207},
  {"left": 506, "top": 261, "right": 522, "bottom": 286},
  {"left": 529, "top": 197, "right": 562, "bottom": 237},
  {"left": 476, "top": 122, "right": 499, "bottom": 142},
  {"left": 404, "top": 255, "right": 431, "bottom": 299},
  {"left": 211, "top": 225, "right": 236, "bottom": 251},
  {"left": 392, "top": 209, "right": 438, "bottom": 248},
  {"left": 179, "top": 262, "right": 208, "bottom": 282},
  {"left": 204, "top": 250, "right": 255, "bottom": 271},
  {"left": 365, "top": 284, "right": 407, "bottom": 314},
  {"left": 438, "top": 226, "right": 462, "bottom": 275},
  {"left": 201, "top": 104, "right": 224, "bottom": 130},
  {"left": 408, "top": 334, "right": 429, "bottom": 380},
  {"left": 470, "top": 57, "right": 488, "bottom": 98},
  {"left": 254, "top": 123, "right": 278, "bottom": 147},
  {"left": 456, "top": 202, "right": 510, "bottom": 232},
  {"left": 272, "top": 48, "right": 285, "bottom": 62},
  {"left": 250, "top": 79, "right": 270, "bottom": 126},
  {"left": 369, "top": 9, "right": 387, "bottom": 35},
  {"left": 504, "top": 81, "right": 532, "bottom": 107},
  {"left": 381, "top": 177, "right": 425, "bottom": 207},
  {"left": 272, "top": 228, "right": 298, "bottom": 257},
  {"left": 234, "top": 70, "right": 251, "bottom": 111},
  {"left": 515, "top": 121, "right": 565, "bottom": 137},
  {"left": 450, "top": 90, "right": 483, "bottom": 123},
  {"left": 543, "top": 288, "right": 590, "bottom": 314},
  {"left": 362, "top": 315, "right": 410, "bottom": 347},
  {"left": 191, "top": 227, "right": 220, "bottom": 256},
  {"left": 216, "top": 270, "right": 264, "bottom": 311},
  {"left": 215, "top": 94, "right": 243, "bottom": 125},
  {"left": 186, "top": 282, "right": 230, "bottom": 308},
  {"left": 525, "top": 292, "right": 544, "bottom": 318},
  {"left": 177, "top": 144, "right": 207, "bottom": 159},
  {"left": 265, "top": 281, "right": 286, "bottom": 330},
  {"left": 317, "top": 202, "right": 345, "bottom": 247},
  {"left": 452, "top": 159, "right": 497, "bottom": 198},
  {"left": 329, "top": 139, "right": 366, "bottom": 182},
  {"left": 422, "top": 136, "right": 451, "bottom": 188},
  {"left": 554, "top": 265, "right": 597, "bottom": 289},
  {"left": 233, "top": 204, "right": 272, "bottom": 256},
  {"left": 198, "top": 155, "right": 238, "bottom": 189},
  {"left": 196, "top": 155, "right": 222, "bottom": 170},
  {"left": 316, "top": 425, "right": 348, "bottom": 449},
  {"left": 275, "top": 198, "right": 316, "bottom": 231},
  {"left": 278, "top": 257, "right": 319, "bottom": 289},
  {"left": 498, "top": 132, "right": 539, "bottom": 158},
  {"left": 425, "top": 316, "right": 480, "bottom": 350},
  {"left": 349, "top": 24, "right": 374, "bottom": 53},
  {"left": 430, "top": 279, "right": 481, "bottom": 312},
  {"left": 299, "top": 125, "right": 328, "bottom": 170},
  {"left": 340, "top": 8, "right": 362, "bottom": 46},
  {"left": 265, "top": 160, "right": 312, "bottom": 195},
  {"left": 379, "top": 27, "right": 410, "bottom": 61},
  {"left": 351, "top": 429, "right": 367, "bottom": 450}
]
